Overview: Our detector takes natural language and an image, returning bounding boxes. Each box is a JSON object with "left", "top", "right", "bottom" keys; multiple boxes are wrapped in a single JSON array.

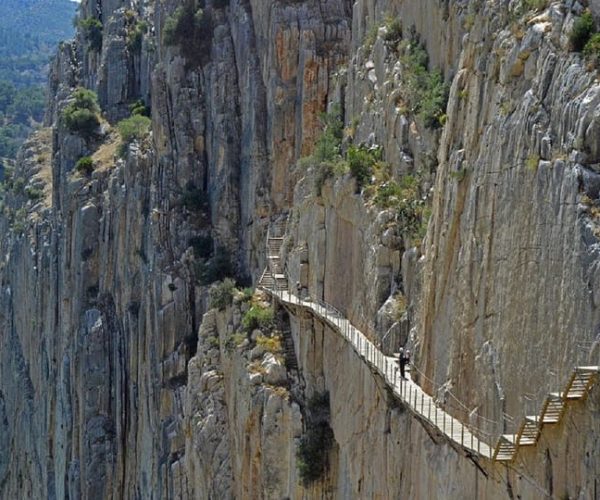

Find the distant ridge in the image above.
[{"left": 0, "top": 0, "right": 77, "bottom": 86}]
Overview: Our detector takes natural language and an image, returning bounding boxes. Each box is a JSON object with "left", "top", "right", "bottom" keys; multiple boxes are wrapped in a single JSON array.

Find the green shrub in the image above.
[
  {"left": 418, "top": 69, "right": 448, "bottom": 128},
  {"left": 299, "top": 105, "right": 348, "bottom": 195},
  {"left": 24, "top": 185, "right": 43, "bottom": 201},
  {"left": 523, "top": 0, "right": 547, "bottom": 11},
  {"left": 347, "top": 145, "right": 381, "bottom": 189},
  {"left": 297, "top": 392, "right": 334, "bottom": 485},
  {"left": 62, "top": 88, "right": 100, "bottom": 139},
  {"left": 78, "top": 17, "right": 103, "bottom": 52},
  {"left": 64, "top": 108, "right": 100, "bottom": 138},
  {"left": 241, "top": 287, "right": 254, "bottom": 302},
  {"left": 75, "top": 156, "right": 94, "bottom": 176},
  {"left": 225, "top": 331, "right": 247, "bottom": 352},
  {"left": 128, "top": 99, "right": 150, "bottom": 117},
  {"left": 68, "top": 87, "right": 99, "bottom": 112},
  {"left": 12, "top": 176, "right": 25, "bottom": 194},
  {"left": 363, "top": 23, "right": 378, "bottom": 52},
  {"left": 314, "top": 105, "right": 343, "bottom": 162},
  {"left": 127, "top": 20, "right": 148, "bottom": 52},
  {"left": 584, "top": 32, "right": 600, "bottom": 66},
  {"left": 401, "top": 42, "right": 449, "bottom": 129},
  {"left": 163, "top": 2, "right": 213, "bottom": 66},
  {"left": 570, "top": 11, "right": 595, "bottom": 52},
  {"left": 309, "top": 158, "right": 348, "bottom": 196},
  {"left": 525, "top": 154, "right": 540, "bottom": 172},
  {"left": 373, "top": 175, "right": 427, "bottom": 239},
  {"left": 209, "top": 277, "right": 236, "bottom": 310},
  {"left": 383, "top": 16, "right": 402, "bottom": 45},
  {"left": 117, "top": 114, "right": 151, "bottom": 144},
  {"left": 242, "top": 305, "right": 274, "bottom": 331}
]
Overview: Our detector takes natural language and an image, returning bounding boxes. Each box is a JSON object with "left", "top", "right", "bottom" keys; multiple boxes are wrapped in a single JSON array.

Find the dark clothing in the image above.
[{"left": 399, "top": 352, "right": 410, "bottom": 379}]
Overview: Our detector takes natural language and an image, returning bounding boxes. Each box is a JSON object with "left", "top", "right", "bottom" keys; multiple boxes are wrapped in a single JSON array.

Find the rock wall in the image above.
[
  {"left": 1, "top": 0, "right": 600, "bottom": 499},
  {"left": 419, "top": 0, "right": 600, "bottom": 431}
]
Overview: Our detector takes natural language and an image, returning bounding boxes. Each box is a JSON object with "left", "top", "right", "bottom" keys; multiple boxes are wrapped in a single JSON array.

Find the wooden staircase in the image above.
[
  {"left": 491, "top": 366, "right": 599, "bottom": 461},
  {"left": 259, "top": 218, "right": 289, "bottom": 292}
]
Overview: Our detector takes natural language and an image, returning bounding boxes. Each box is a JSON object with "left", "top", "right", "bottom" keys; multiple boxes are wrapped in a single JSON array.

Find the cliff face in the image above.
[{"left": 1, "top": 0, "right": 600, "bottom": 499}]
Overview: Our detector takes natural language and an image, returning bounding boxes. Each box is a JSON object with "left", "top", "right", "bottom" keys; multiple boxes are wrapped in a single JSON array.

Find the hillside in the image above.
[
  {"left": 0, "top": 0, "right": 77, "bottom": 86},
  {"left": 0, "top": 1, "right": 599, "bottom": 499},
  {"left": 0, "top": 0, "right": 76, "bottom": 160}
]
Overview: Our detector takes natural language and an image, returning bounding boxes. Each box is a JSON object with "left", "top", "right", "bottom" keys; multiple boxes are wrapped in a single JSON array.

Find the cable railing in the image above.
[
  {"left": 261, "top": 283, "right": 496, "bottom": 458},
  {"left": 260, "top": 218, "right": 600, "bottom": 463}
]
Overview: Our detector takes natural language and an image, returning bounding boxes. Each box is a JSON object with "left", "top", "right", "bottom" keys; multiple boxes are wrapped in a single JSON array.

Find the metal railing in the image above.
[
  {"left": 260, "top": 217, "right": 600, "bottom": 463},
  {"left": 260, "top": 281, "right": 495, "bottom": 458}
]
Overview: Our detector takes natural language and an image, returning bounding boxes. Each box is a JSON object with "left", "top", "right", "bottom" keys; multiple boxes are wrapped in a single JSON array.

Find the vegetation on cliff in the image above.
[
  {"left": 0, "top": 0, "right": 75, "bottom": 159},
  {"left": 62, "top": 87, "right": 101, "bottom": 139},
  {"left": 0, "top": 82, "right": 44, "bottom": 158},
  {"left": 163, "top": 1, "right": 213, "bottom": 66},
  {"left": 297, "top": 392, "right": 334, "bottom": 485}
]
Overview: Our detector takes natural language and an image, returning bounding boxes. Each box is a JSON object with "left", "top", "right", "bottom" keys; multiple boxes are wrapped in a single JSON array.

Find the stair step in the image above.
[
  {"left": 541, "top": 416, "right": 560, "bottom": 423},
  {"left": 575, "top": 366, "right": 600, "bottom": 373}
]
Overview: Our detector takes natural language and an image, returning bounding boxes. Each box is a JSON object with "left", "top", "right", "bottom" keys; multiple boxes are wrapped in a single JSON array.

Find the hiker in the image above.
[
  {"left": 398, "top": 348, "right": 406, "bottom": 378},
  {"left": 399, "top": 348, "right": 410, "bottom": 379}
]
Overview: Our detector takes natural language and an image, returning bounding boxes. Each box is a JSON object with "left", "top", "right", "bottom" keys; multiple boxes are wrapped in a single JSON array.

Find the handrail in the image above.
[
  {"left": 260, "top": 219, "right": 600, "bottom": 463},
  {"left": 261, "top": 282, "right": 496, "bottom": 459}
]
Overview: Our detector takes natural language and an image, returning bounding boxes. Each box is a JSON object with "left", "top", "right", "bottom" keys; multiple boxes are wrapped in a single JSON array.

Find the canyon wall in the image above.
[{"left": 0, "top": 0, "right": 599, "bottom": 499}]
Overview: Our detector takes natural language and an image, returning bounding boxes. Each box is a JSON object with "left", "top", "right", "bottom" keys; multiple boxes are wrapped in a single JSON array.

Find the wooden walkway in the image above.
[{"left": 259, "top": 223, "right": 600, "bottom": 463}]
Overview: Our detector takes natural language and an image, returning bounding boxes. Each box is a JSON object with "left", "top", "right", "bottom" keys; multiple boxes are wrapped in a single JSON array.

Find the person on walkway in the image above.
[{"left": 398, "top": 348, "right": 406, "bottom": 379}]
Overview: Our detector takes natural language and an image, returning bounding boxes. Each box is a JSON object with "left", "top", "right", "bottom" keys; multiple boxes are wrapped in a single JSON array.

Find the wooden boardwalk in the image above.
[{"left": 259, "top": 225, "right": 600, "bottom": 463}]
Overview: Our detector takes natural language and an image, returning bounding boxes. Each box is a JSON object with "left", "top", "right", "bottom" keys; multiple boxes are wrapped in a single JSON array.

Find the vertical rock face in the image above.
[
  {"left": 1, "top": 0, "right": 600, "bottom": 499},
  {"left": 419, "top": 0, "right": 600, "bottom": 428}
]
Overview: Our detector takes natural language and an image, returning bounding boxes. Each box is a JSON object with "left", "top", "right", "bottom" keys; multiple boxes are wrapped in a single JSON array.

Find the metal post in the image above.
[
  {"left": 421, "top": 393, "right": 424, "bottom": 415},
  {"left": 443, "top": 410, "right": 446, "bottom": 432}
]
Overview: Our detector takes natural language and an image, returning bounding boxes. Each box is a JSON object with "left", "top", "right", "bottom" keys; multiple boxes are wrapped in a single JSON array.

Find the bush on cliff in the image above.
[
  {"left": 163, "top": 2, "right": 212, "bottom": 66},
  {"left": 116, "top": 114, "right": 151, "bottom": 155},
  {"left": 570, "top": 11, "right": 595, "bottom": 52},
  {"left": 193, "top": 246, "right": 234, "bottom": 286},
  {"left": 242, "top": 304, "right": 274, "bottom": 332},
  {"left": 75, "top": 156, "right": 94, "bottom": 176},
  {"left": 298, "top": 105, "right": 349, "bottom": 195},
  {"left": 62, "top": 87, "right": 100, "bottom": 139},
  {"left": 117, "top": 114, "right": 151, "bottom": 143},
  {"left": 297, "top": 392, "right": 334, "bottom": 485},
  {"left": 401, "top": 41, "right": 449, "bottom": 129},
  {"left": 347, "top": 144, "right": 381, "bottom": 189},
  {"left": 209, "top": 278, "right": 236, "bottom": 310},
  {"left": 584, "top": 33, "right": 600, "bottom": 67},
  {"left": 78, "top": 17, "right": 103, "bottom": 52}
]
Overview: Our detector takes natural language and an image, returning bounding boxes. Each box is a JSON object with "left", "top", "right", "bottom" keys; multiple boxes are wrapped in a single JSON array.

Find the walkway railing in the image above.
[{"left": 258, "top": 220, "right": 600, "bottom": 463}]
